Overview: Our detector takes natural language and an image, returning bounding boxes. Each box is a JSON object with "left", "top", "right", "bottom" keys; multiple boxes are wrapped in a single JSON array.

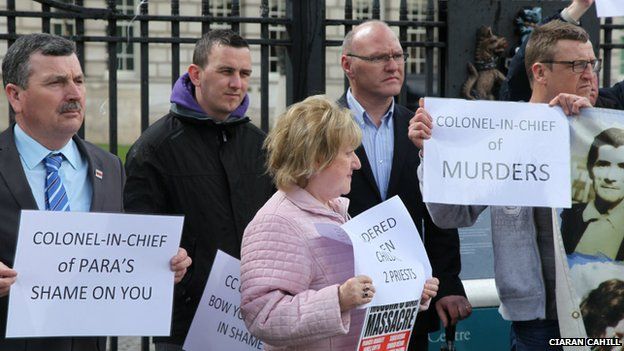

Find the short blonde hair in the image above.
[{"left": 265, "top": 95, "right": 362, "bottom": 190}]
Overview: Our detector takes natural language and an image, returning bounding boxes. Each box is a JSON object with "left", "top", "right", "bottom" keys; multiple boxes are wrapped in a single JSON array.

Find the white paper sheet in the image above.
[
  {"left": 341, "top": 196, "right": 430, "bottom": 308},
  {"left": 423, "top": 97, "right": 571, "bottom": 208},
  {"left": 596, "top": 0, "right": 624, "bottom": 17},
  {"left": 7, "top": 210, "right": 183, "bottom": 337},
  {"left": 183, "top": 250, "right": 263, "bottom": 351}
]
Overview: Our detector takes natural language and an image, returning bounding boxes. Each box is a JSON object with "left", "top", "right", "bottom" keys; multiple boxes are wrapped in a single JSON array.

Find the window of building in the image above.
[
  {"left": 209, "top": 0, "right": 232, "bottom": 29},
  {"left": 116, "top": 0, "right": 135, "bottom": 71},
  {"left": 354, "top": 0, "right": 371, "bottom": 20},
  {"left": 406, "top": 0, "right": 427, "bottom": 74},
  {"left": 269, "top": 0, "right": 286, "bottom": 74},
  {"left": 51, "top": 0, "right": 75, "bottom": 36}
]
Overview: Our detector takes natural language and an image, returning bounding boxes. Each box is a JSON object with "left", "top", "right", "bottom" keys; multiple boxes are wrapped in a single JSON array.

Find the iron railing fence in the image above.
[
  {"left": 600, "top": 17, "right": 624, "bottom": 87},
  {"left": 0, "top": 0, "right": 291, "bottom": 155},
  {"left": 324, "top": 0, "right": 445, "bottom": 105},
  {"left": 0, "top": 0, "right": 448, "bottom": 153},
  {"left": 6, "top": 2, "right": 622, "bottom": 351},
  {"left": 0, "top": 1, "right": 447, "bottom": 350}
]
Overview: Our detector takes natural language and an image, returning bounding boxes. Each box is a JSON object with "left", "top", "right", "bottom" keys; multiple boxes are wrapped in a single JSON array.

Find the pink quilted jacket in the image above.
[{"left": 240, "top": 187, "right": 364, "bottom": 350}]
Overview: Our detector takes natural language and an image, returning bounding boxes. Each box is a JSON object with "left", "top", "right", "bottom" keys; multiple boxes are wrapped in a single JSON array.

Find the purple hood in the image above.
[{"left": 170, "top": 72, "right": 249, "bottom": 119}]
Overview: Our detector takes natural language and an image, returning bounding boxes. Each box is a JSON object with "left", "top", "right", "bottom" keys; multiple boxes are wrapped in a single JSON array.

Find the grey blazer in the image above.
[{"left": 0, "top": 124, "right": 124, "bottom": 351}]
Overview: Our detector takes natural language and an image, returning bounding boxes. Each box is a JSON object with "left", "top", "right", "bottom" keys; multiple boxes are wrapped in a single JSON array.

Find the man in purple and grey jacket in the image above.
[{"left": 123, "top": 29, "right": 274, "bottom": 351}]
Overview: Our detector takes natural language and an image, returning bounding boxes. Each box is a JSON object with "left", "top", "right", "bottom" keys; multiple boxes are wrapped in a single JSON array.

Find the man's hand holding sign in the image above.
[{"left": 0, "top": 262, "right": 16, "bottom": 298}]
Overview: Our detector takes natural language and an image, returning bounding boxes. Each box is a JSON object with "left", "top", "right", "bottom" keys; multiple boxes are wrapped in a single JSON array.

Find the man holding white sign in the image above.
[
  {"left": 338, "top": 20, "right": 469, "bottom": 350},
  {"left": 0, "top": 33, "right": 190, "bottom": 351},
  {"left": 409, "top": 21, "right": 594, "bottom": 351}
]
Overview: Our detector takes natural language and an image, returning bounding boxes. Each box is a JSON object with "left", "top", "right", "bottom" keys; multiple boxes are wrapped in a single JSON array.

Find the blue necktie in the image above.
[{"left": 44, "top": 153, "right": 70, "bottom": 211}]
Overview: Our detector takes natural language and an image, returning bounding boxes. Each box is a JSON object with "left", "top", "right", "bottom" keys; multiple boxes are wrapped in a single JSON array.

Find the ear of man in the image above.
[
  {"left": 5, "top": 83, "right": 23, "bottom": 114},
  {"left": 341, "top": 55, "right": 354, "bottom": 79},
  {"left": 187, "top": 64, "right": 202, "bottom": 86},
  {"left": 531, "top": 62, "right": 548, "bottom": 85}
]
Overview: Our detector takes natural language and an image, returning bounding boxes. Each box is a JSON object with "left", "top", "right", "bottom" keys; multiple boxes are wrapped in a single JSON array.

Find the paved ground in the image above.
[{"left": 110, "top": 337, "right": 154, "bottom": 351}]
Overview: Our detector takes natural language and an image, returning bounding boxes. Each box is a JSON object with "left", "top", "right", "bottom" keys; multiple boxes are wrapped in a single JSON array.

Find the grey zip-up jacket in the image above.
[
  {"left": 417, "top": 155, "right": 590, "bottom": 350},
  {"left": 417, "top": 163, "right": 554, "bottom": 321}
]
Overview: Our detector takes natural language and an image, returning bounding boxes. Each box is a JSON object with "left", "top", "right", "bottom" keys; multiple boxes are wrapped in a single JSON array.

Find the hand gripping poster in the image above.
[{"left": 557, "top": 108, "right": 624, "bottom": 350}]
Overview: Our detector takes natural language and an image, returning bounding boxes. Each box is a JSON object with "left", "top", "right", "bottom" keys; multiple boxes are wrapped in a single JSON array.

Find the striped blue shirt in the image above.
[
  {"left": 14, "top": 124, "right": 92, "bottom": 211},
  {"left": 347, "top": 89, "right": 394, "bottom": 200}
]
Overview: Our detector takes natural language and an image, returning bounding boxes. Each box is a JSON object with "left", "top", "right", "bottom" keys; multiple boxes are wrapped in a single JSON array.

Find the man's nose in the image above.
[
  {"left": 604, "top": 167, "right": 619, "bottom": 182},
  {"left": 229, "top": 74, "right": 242, "bottom": 89},
  {"left": 385, "top": 57, "right": 400, "bottom": 71},
  {"left": 580, "top": 63, "right": 594, "bottom": 80},
  {"left": 65, "top": 81, "right": 82, "bottom": 98}
]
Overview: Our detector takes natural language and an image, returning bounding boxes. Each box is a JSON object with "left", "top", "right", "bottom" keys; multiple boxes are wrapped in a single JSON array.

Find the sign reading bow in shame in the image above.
[
  {"left": 184, "top": 250, "right": 262, "bottom": 351},
  {"left": 423, "top": 97, "right": 571, "bottom": 208}
]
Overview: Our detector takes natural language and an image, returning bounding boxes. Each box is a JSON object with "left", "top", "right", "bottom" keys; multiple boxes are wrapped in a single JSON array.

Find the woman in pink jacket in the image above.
[{"left": 240, "top": 95, "right": 438, "bottom": 350}]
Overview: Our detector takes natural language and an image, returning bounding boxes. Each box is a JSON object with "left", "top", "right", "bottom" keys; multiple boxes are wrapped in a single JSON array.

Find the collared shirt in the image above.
[
  {"left": 576, "top": 200, "right": 624, "bottom": 259},
  {"left": 14, "top": 124, "right": 92, "bottom": 211},
  {"left": 347, "top": 89, "right": 394, "bottom": 200}
]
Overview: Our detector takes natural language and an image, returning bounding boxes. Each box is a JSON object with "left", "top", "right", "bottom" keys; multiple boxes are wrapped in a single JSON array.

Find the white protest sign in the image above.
[
  {"left": 340, "top": 196, "right": 430, "bottom": 307},
  {"left": 7, "top": 210, "right": 183, "bottom": 337},
  {"left": 184, "top": 250, "right": 262, "bottom": 351},
  {"left": 423, "top": 97, "right": 570, "bottom": 208},
  {"left": 596, "top": 0, "right": 624, "bottom": 18}
]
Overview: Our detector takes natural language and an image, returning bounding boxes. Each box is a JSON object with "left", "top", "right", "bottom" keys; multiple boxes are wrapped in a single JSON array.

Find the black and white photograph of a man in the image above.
[{"left": 562, "top": 127, "right": 624, "bottom": 262}]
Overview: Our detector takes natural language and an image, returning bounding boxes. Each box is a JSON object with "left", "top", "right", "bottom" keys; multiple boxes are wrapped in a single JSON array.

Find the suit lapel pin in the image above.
[{"left": 95, "top": 169, "right": 103, "bottom": 179}]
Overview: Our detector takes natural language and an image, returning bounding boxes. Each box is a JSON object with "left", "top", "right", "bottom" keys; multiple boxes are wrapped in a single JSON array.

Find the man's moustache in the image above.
[{"left": 58, "top": 101, "right": 82, "bottom": 113}]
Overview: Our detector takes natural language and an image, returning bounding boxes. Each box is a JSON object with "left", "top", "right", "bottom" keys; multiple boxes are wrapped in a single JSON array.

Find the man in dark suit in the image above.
[
  {"left": 338, "top": 20, "right": 469, "bottom": 350},
  {"left": 0, "top": 33, "right": 190, "bottom": 351},
  {"left": 561, "top": 127, "right": 624, "bottom": 261}
]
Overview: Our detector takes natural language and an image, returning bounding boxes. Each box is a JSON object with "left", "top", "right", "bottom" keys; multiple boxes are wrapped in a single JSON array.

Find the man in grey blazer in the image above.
[{"left": 0, "top": 33, "right": 191, "bottom": 351}]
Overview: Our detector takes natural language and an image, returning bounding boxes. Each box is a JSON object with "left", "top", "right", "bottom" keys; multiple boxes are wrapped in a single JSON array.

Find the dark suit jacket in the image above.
[
  {"left": 338, "top": 94, "right": 465, "bottom": 334},
  {"left": 560, "top": 203, "right": 624, "bottom": 261},
  {"left": 0, "top": 124, "right": 124, "bottom": 351}
]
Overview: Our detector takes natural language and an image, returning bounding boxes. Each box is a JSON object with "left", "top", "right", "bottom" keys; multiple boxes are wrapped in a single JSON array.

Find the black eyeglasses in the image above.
[
  {"left": 346, "top": 52, "right": 409, "bottom": 64},
  {"left": 541, "top": 59, "right": 602, "bottom": 73}
]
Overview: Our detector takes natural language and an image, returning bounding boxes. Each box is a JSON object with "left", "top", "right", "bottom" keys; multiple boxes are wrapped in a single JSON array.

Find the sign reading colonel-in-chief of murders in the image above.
[
  {"left": 423, "top": 97, "right": 571, "bottom": 208},
  {"left": 7, "top": 210, "right": 183, "bottom": 337}
]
